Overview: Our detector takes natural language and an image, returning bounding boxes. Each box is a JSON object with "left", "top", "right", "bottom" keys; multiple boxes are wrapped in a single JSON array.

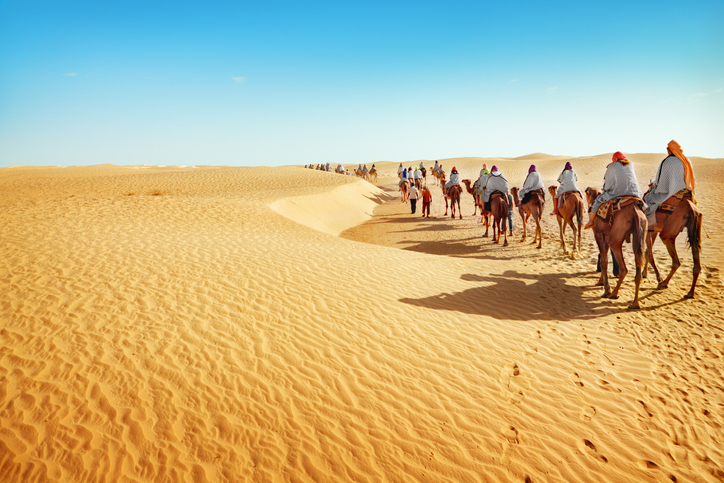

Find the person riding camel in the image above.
[
  {"left": 473, "top": 164, "right": 489, "bottom": 193},
  {"left": 518, "top": 165, "right": 545, "bottom": 205},
  {"left": 481, "top": 165, "right": 509, "bottom": 212},
  {"left": 585, "top": 151, "right": 643, "bottom": 228},
  {"left": 362, "top": 164, "right": 369, "bottom": 175},
  {"left": 419, "top": 161, "right": 425, "bottom": 170},
  {"left": 413, "top": 166, "right": 423, "bottom": 187},
  {"left": 552, "top": 162, "right": 581, "bottom": 215},
  {"left": 643, "top": 140, "right": 695, "bottom": 225},
  {"left": 397, "top": 163, "right": 404, "bottom": 178},
  {"left": 433, "top": 160, "right": 440, "bottom": 176},
  {"left": 443, "top": 166, "right": 461, "bottom": 195}
]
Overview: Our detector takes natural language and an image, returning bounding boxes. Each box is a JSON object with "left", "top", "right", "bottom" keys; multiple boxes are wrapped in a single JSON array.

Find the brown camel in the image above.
[
  {"left": 489, "top": 191, "right": 509, "bottom": 246},
  {"left": 441, "top": 177, "right": 463, "bottom": 219},
  {"left": 548, "top": 185, "right": 584, "bottom": 258},
  {"left": 434, "top": 168, "right": 445, "bottom": 186},
  {"left": 421, "top": 167, "right": 427, "bottom": 185},
  {"left": 585, "top": 187, "right": 647, "bottom": 309},
  {"left": 369, "top": 167, "right": 377, "bottom": 183},
  {"left": 510, "top": 187, "right": 544, "bottom": 249},
  {"left": 461, "top": 179, "right": 483, "bottom": 215},
  {"left": 643, "top": 190, "right": 702, "bottom": 299},
  {"left": 399, "top": 179, "right": 409, "bottom": 203}
]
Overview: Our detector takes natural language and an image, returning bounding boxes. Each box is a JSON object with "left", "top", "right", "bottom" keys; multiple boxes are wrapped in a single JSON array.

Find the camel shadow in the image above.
[{"left": 400, "top": 270, "right": 616, "bottom": 320}]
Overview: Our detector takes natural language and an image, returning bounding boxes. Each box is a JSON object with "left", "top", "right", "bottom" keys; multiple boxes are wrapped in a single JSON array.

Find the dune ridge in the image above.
[{"left": 1, "top": 157, "right": 722, "bottom": 482}]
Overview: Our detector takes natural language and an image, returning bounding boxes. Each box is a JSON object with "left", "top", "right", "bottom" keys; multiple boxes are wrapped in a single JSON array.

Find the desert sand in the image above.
[{"left": 1, "top": 154, "right": 722, "bottom": 482}]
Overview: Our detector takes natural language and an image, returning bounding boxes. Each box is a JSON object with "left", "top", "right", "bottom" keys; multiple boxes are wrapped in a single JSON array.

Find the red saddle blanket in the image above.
[
  {"left": 657, "top": 189, "right": 696, "bottom": 213},
  {"left": 596, "top": 196, "right": 644, "bottom": 223}
]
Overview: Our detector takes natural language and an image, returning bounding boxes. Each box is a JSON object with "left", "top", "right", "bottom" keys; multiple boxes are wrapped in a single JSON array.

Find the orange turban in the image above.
[
  {"left": 668, "top": 140, "right": 695, "bottom": 190},
  {"left": 611, "top": 151, "right": 630, "bottom": 165}
]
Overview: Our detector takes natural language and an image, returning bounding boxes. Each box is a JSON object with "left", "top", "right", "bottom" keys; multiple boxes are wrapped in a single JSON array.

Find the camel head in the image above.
[{"left": 548, "top": 185, "right": 557, "bottom": 196}]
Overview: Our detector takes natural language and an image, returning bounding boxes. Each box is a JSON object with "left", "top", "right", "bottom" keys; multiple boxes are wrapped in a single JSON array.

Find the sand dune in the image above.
[{"left": 1, "top": 156, "right": 722, "bottom": 482}]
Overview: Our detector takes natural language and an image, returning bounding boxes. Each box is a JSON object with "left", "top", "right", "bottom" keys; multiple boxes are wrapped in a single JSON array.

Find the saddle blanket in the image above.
[
  {"left": 596, "top": 196, "right": 644, "bottom": 223},
  {"left": 657, "top": 189, "right": 696, "bottom": 213}
]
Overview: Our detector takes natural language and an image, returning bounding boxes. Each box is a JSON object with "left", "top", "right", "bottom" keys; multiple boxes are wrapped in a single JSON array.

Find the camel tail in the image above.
[{"left": 686, "top": 202, "right": 703, "bottom": 253}]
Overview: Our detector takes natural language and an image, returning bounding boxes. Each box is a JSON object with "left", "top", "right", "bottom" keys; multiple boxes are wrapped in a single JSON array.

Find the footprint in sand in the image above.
[
  {"left": 595, "top": 379, "right": 621, "bottom": 393},
  {"left": 509, "top": 390, "right": 525, "bottom": 405},
  {"left": 502, "top": 426, "right": 519, "bottom": 444},
  {"left": 580, "top": 406, "right": 596, "bottom": 421},
  {"left": 579, "top": 439, "right": 608, "bottom": 463},
  {"left": 571, "top": 372, "right": 584, "bottom": 387}
]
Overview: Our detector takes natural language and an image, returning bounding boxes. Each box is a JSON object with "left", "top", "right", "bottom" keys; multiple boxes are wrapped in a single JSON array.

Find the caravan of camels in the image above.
[{"left": 367, "top": 142, "right": 703, "bottom": 310}]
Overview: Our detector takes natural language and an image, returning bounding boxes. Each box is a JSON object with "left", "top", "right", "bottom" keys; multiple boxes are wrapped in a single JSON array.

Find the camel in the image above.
[
  {"left": 488, "top": 191, "right": 509, "bottom": 246},
  {"left": 643, "top": 190, "right": 703, "bottom": 299},
  {"left": 585, "top": 187, "right": 647, "bottom": 309},
  {"left": 434, "top": 168, "right": 445, "bottom": 186},
  {"left": 399, "top": 179, "right": 410, "bottom": 202},
  {"left": 445, "top": 184, "right": 463, "bottom": 219},
  {"left": 461, "top": 179, "right": 483, "bottom": 216},
  {"left": 369, "top": 167, "right": 377, "bottom": 183},
  {"left": 510, "top": 187, "right": 544, "bottom": 249},
  {"left": 461, "top": 179, "right": 492, "bottom": 234},
  {"left": 548, "top": 185, "right": 584, "bottom": 258}
]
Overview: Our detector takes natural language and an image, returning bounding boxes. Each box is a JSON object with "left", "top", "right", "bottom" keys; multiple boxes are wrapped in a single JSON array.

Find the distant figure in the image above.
[
  {"left": 552, "top": 161, "right": 581, "bottom": 215},
  {"left": 409, "top": 184, "right": 420, "bottom": 214},
  {"left": 397, "top": 163, "right": 404, "bottom": 178},
  {"left": 443, "top": 166, "right": 461, "bottom": 193},
  {"left": 421, "top": 185, "right": 432, "bottom": 217}
]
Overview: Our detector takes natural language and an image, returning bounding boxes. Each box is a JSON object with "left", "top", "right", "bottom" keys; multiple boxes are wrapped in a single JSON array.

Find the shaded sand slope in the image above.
[{"left": 1, "top": 161, "right": 722, "bottom": 482}]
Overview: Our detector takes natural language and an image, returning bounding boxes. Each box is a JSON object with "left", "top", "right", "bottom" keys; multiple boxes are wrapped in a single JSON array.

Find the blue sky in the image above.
[{"left": 1, "top": 0, "right": 722, "bottom": 167}]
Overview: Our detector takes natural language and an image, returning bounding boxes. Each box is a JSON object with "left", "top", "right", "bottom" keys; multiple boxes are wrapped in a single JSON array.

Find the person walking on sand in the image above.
[
  {"left": 643, "top": 140, "right": 695, "bottom": 225},
  {"left": 409, "top": 184, "right": 420, "bottom": 214},
  {"left": 421, "top": 185, "right": 433, "bottom": 217},
  {"left": 552, "top": 161, "right": 581, "bottom": 215},
  {"left": 585, "top": 151, "right": 643, "bottom": 228}
]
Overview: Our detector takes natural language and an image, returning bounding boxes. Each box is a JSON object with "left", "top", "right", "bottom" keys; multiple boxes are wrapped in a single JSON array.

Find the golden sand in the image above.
[{"left": 1, "top": 155, "right": 722, "bottom": 482}]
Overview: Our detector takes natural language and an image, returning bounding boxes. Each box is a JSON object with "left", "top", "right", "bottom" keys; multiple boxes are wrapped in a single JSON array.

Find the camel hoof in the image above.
[
  {"left": 609, "top": 295, "right": 619, "bottom": 300},
  {"left": 657, "top": 282, "right": 668, "bottom": 290},
  {"left": 628, "top": 302, "right": 641, "bottom": 310},
  {"left": 684, "top": 293, "right": 695, "bottom": 299},
  {"left": 504, "top": 241, "right": 509, "bottom": 247}
]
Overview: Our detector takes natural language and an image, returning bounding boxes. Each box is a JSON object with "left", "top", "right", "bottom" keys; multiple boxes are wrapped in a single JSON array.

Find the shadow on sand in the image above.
[{"left": 400, "top": 269, "right": 622, "bottom": 321}]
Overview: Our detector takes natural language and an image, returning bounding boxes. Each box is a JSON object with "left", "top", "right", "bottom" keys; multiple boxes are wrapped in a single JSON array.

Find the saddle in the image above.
[
  {"left": 596, "top": 196, "right": 644, "bottom": 224},
  {"left": 520, "top": 188, "right": 544, "bottom": 206},
  {"left": 657, "top": 189, "right": 696, "bottom": 214}
]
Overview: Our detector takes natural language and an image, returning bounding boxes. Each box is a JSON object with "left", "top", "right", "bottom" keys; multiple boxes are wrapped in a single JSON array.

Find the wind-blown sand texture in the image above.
[{"left": 1, "top": 155, "right": 722, "bottom": 482}]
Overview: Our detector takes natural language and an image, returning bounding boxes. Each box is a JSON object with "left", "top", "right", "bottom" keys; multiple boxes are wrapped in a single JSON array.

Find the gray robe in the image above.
[
  {"left": 643, "top": 155, "right": 687, "bottom": 216},
  {"left": 444, "top": 172, "right": 461, "bottom": 190},
  {"left": 556, "top": 169, "right": 580, "bottom": 196},
  {"left": 591, "top": 161, "right": 643, "bottom": 212},
  {"left": 519, "top": 171, "right": 544, "bottom": 199},
  {"left": 482, "top": 173, "right": 509, "bottom": 202}
]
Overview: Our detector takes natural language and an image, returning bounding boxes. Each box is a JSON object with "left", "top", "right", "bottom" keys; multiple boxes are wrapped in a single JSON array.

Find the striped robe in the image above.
[{"left": 643, "top": 155, "right": 687, "bottom": 217}]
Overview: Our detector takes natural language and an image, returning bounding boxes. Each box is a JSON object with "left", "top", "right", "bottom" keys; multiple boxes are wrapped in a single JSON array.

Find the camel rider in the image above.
[
  {"left": 413, "top": 167, "right": 423, "bottom": 186},
  {"left": 552, "top": 162, "right": 581, "bottom": 215},
  {"left": 362, "top": 164, "right": 369, "bottom": 175},
  {"left": 473, "top": 164, "right": 489, "bottom": 194},
  {"left": 433, "top": 160, "right": 440, "bottom": 175},
  {"left": 586, "top": 152, "right": 643, "bottom": 228},
  {"left": 444, "top": 166, "right": 461, "bottom": 194},
  {"left": 419, "top": 161, "right": 425, "bottom": 171},
  {"left": 397, "top": 163, "right": 404, "bottom": 178},
  {"left": 518, "top": 165, "right": 545, "bottom": 204},
  {"left": 481, "top": 165, "right": 509, "bottom": 212},
  {"left": 643, "top": 140, "right": 695, "bottom": 225}
]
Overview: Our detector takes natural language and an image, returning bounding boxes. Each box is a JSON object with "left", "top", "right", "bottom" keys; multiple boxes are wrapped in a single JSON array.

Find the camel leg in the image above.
[
  {"left": 458, "top": 202, "right": 462, "bottom": 219},
  {"left": 444, "top": 198, "right": 449, "bottom": 216},
  {"left": 535, "top": 217, "right": 542, "bottom": 249},
  {"left": 608, "top": 240, "right": 628, "bottom": 300},
  {"left": 686, "top": 240, "right": 701, "bottom": 299},
  {"left": 629, "top": 223, "right": 646, "bottom": 309},
  {"left": 645, "top": 231, "right": 662, "bottom": 283},
  {"left": 520, "top": 212, "right": 528, "bottom": 242},
  {"left": 658, "top": 234, "right": 680, "bottom": 290},
  {"left": 596, "top": 234, "right": 611, "bottom": 298},
  {"left": 503, "top": 219, "right": 509, "bottom": 247},
  {"left": 557, "top": 216, "right": 566, "bottom": 253}
]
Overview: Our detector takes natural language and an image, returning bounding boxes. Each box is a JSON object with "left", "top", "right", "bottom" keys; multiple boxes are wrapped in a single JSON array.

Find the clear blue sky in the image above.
[{"left": 1, "top": 0, "right": 722, "bottom": 167}]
